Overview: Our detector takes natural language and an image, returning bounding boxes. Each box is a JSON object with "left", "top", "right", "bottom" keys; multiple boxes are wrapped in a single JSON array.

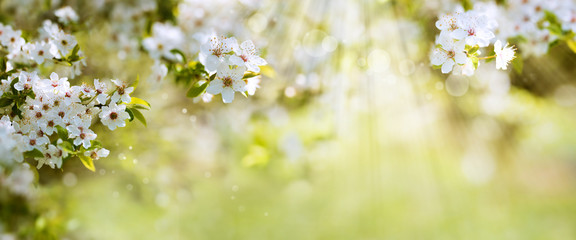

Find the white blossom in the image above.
[
  {"left": 494, "top": 40, "right": 516, "bottom": 70},
  {"left": 99, "top": 103, "right": 130, "bottom": 130},
  {"left": 206, "top": 61, "right": 247, "bottom": 103}
]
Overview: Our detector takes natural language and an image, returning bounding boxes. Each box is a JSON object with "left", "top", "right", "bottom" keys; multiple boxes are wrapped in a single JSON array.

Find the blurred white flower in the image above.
[
  {"left": 451, "top": 11, "right": 494, "bottom": 47},
  {"left": 230, "top": 40, "right": 267, "bottom": 73},
  {"left": 142, "top": 22, "right": 184, "bottom": 60},
  {"left": 55, "top": 6, "right": 79, "bottom": 25},
  {"left": 494, "top": 40, "right": 515, "bottom": 70},
  {"left": 52, "top": 32, "right": 77, "bottom": 58},
  {"left": 5, "top": 164, "right": 35, "bottom": 196}
]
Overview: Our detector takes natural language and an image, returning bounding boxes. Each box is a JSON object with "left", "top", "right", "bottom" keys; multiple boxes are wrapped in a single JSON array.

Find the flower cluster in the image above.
[
  {"left": 430, "top": 9, "right": 516, "bottom": 75},
  {"left": 0, "top": 70, "right": 142, "bottom": 169},
  {"left": 495, "top": 0, "right": 576, "bottom": 57},
  {"left": 0, "top": 11, "right": 148, "bottom": 171},
  {"left": 200, "top": 35, "right": 267, "bottom": 103},
  {"left": 0, "top": 19, "right": 85, "bottom": 78},
  {"left": 142, "top": 20, "right": 268, "bottom": 103}
]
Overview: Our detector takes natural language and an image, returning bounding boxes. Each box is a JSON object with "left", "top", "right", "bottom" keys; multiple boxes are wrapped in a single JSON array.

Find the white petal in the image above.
[
  {"left": 232, "top": 65, "right": 247, "bottom": 80},
  {"left": 476, "top": 29, "right": 495, "bottom": 41},
  {"left": 221, "top": 88, "right": 235, "bottom": 103},
  {"left": 494, "top": 40, "right": 502, "bottom": 53},
  {"left": 206, "top": 80, "right": 223, "bottom": 95},
  {"left": 251, "top": 56, "right": 267, "bottom": 66},
  {"left": 221, "top": 37, "right": 239, "bottom": 53},
  {"left": 441, "top": 60, "right": 455, "bottom": 74},
  {"left": 454, "top": 52, "right": 467, "bottom": 65},
  {"left": 451, "top": 29, "right": 467, "bottom": 40},
  {"left": 240, "top": 40, "right": 255, "bottom": 52},
  {"left": 233, "top": 80, "right": 247, "bottom": 92},
  {"left": 430, "top": 49, "right": 448, "bottom": 66},
  {"left": 246, "top": 63, "right": 260, "bottom": 73},
  {"left": 205, "top": 55, "right": 221, "bottom": 73},
  {"left": 229, "top": 55, "right": 245, "bottom": 66},
  {"left": 50, "top": 72, "right": 59, "bottom": 81}
]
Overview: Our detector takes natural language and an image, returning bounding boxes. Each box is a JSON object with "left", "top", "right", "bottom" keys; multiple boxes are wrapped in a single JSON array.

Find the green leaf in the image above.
[
  {"left": 461, "top": 0, "right": 473, "bottom": 11},
  {"left": 24, "top": 149, "right": 45, "bottom": 159},
  {"left": 56, "top": 125, "right": 69, "bottom": 139},
  {"left": 544, "top": 10, "right": 561, "bottom": 26},
  {"left": 129, "top": 97, "right": 151, "bottom": 108},
  {"left": 512, "top": 54, "right": 523, "bottom": 74},
  {"left": 130, "top": 107, "right": 147, "bottom": 127},
  {"left": 126, "top": 108, "right": 135, "bottom": 122},
  {"left": 567, "top": 40, "right": 576, "bottom": 54},
  {"left": 60, "top": 141, "right": 75, "bottom": 153},
  {"left": 260, "top": 65, "right": 276, "bottom": 79},
  {"left": 0, "top": 58, "right": 5, "bottom": 72},
  {"left": 67, "top": 44, "right": 81, "bottom": 62},
  {"left": 547, "top": 24, "right": 563, "bottom": 36},
  {"left": 87, "top": 140, "right": 103, "bottom": 150},
  {"left": 0, "top": 97, "right": 13, "bottom": 107},
  {"left": 186, "top": 82, "right": 209, "bottom": 98},
  {"left": 132, "top": 75, "right": 140, "bottom": 90},
  {"left": 78, "top": 154, "right": 95, "bottom": 172},
  {"left": 243, "top": 71, "right": 260, "bottom": 79},
  {"left": 130, "top": 105, "right": 150, "bottom": 110},
  {"left": 170, "top": 49, "right": 187, "bottom": 63},
  {"left": 471, "top": 56, "right": 479, "bottom": 69},
  {"left": 209, "top": 73, "right": 216, "bottom": 81},
  {"left": 549, "top": 39, "right": 560, "bottom": 48},
  {"left": 467, "top": 45, "right": 480, "bottom": 55}
]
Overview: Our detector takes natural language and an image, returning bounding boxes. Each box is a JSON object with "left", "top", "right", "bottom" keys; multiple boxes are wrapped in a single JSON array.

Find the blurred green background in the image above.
[{"left": 2, "top": 0, "right": 576, "bottom": 239}]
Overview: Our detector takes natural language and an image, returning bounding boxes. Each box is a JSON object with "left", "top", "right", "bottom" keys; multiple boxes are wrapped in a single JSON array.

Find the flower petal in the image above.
[
  {"left": 441, "top": 59, "right": 455, "bottom": 74},
  {"left": 221, "top": 88, "right": 235, "bottom": 103},
  {"left": 454, "top": 52, "right": 468, "bottom": 65},
  {"left": 206, "top": 80, "right": 224, "bottom": 95}
]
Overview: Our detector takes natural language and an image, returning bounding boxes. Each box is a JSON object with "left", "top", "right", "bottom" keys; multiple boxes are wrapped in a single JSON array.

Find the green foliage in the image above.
[
  {"left": 126, "top": 107, "right": 147, "bottom": 126},
  {"left": 471, "top": 56, "right": 479, "bottom": 69},
  {"left": 131, "top": 108, "right": 147, "bottom": 127},
  {"left": 128, "top": 97, "right": 151, "bottom": 109},
  {"left": 260, "top": 65, "right": 276, "bottom": 79},
  {"left": 170, "top": 49, "right": 187, "bottom": 63},
  {"left": 126, "top": 108, "right": 135, "bottom": 121},
  {"left": 78, "top": 154, "right": 95, "bottom": 172},
  {"left": 59, "top": 141, "right": 75, "bottom": 153},
  {"left": 132, "top": 75, "right": 140, "bottom": 90},
  {"left": 243, "top": 71, "right": 260, "bottom": 79},
  {"left": 56, "top": 126, "right": 69, "bottom": 140},
  {"left": 172, "top": 60, "right": 208, "bottom": 86},
  {"left": 512, "top": 53, "right": 523, "bottom": 74},
  {"left": 0, "top": 96, "right": 13, "bottom": 107},
  {"left": 567, "top": 40, "right": 576, "bottom": 54},
  {"left": 467, "top": 45, "right": 479, "bottom": 55},
  {"left": 460, "top": 0, "right": 473, "bottom": 11},
  {"left": 24, "top": 149, "right": 44, "bottom": 158},
  {"left": 186, "top": 81, "right": 209, "bottom": 98}
]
